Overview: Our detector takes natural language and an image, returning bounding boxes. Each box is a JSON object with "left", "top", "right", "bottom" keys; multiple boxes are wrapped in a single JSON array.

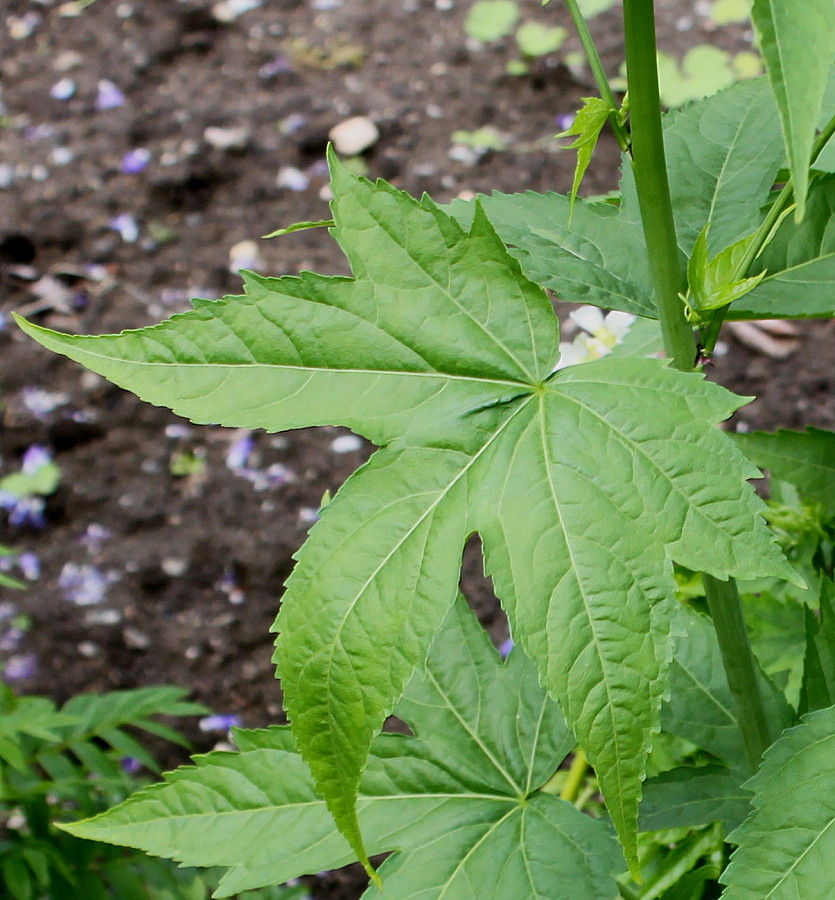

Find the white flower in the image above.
[{"left": 554, "top": 306, "right": 636, "bottom": 370}]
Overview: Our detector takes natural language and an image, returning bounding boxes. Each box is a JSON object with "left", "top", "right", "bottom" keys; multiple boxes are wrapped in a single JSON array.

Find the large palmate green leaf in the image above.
[
  {"left": 448, "top": 78, "right": 784, "bottom": 318},
  {"left": 63, "top": 599, "right": 623, "bottom": 899},
  {"left": 750, "top": 0, "right": 835, "bottom": 218},
  {"left": 18, "top": 157, "right": 793, "bottom": 874},
  {"left": 722, "top": 703, "right": 835, "bottom": 897},
  {"left": 733, "top": 426, "right": 835, "bottom": 514}
]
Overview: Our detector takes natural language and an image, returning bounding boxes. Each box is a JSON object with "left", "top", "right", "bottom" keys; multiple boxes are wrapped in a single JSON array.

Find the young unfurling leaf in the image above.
[{"left": 683, "top": 226, "right": 767, "bottom": 318}]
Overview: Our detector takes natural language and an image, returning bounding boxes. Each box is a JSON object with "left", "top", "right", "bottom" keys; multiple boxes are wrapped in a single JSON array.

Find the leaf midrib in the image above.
[
  {"left": 701, "top": 88, "right": 768, "bottom": 250},
  {"left": 315, "top": 396, "right": 537, "bottom": 806},
  {"left": 552, "top": 386, "right": 748, "bottom": 565},
  {"left": 424, "top": 669, "right": 522, "bottom": 796},
  {"left": 760, "top": 249, "right": 835, "bottom": 281},
  {"left": 534, "top": 394, "right": 628, "bottom": 822},
  {"left": 436, "top": 805, "right": 520, "bottom": 900},
  {"left": 672, "top": 656, "right": 736, "bottom": 730},
  {"left": 81, "top": 789, "right": 516, "bottom": 831},
  {"left": 355, "top": 201, "right": 539, "bottom": 383},
  {"left": 37, "top": 336, "right": 529, "bottom": 391}
]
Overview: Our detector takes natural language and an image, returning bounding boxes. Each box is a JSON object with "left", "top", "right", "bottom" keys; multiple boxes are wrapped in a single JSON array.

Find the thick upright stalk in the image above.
[
  {"left": 623, "top": 0, "right": 694, "bottom": 371},
  {"left": 563, "top": 0, "right": 630, "bottom": 154},
  {"left": 703, "top": 575, "right": 774, "bottom": 771},
  {"left": 623, "top": 0, "right": 773, "bottom": 771}
]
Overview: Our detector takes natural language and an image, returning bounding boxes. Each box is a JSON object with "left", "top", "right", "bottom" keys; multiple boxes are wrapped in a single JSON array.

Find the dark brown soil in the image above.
[{"left": 1, "top": 2, "right": 834, "bottom": 897}]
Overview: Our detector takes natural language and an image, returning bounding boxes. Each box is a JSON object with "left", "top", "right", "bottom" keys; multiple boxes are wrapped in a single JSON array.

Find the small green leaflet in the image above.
[
  {"left": 574, "top": 0, "right": 616, "bottom": 15},
  {"left": 61, "top": 599, "right": 623, "bottom": 899},
  {"left": 683, "top": 227, "right": 766, "bottom": 318},
  {"left": 750, "top": 0, "right": 835, "bottom": 219},
  {"left": 557, "top": 96, "right": 617, "bottom": 221},
  {"left": 732, "top": 426, "right": 835, "bottom": 514},
  {"left": 17, "top": 155, "right": 794, "bottom": 876},
  {"left": 722, "top": 703, "right": 835, "bottom": 897},
  {"left": 710, "top": 0, "right": 751, "bottom": 26}
]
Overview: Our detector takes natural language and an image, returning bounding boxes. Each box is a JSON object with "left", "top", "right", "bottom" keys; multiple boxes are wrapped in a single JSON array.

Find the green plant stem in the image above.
[
  {"left": 622, "top": 0, "right": 694, "bottom": 371},
  {"left": 559, "top": 750, "right": 589, "bottom": 805},
  {"left": 700, "top": 112, "right": 835, "bottom": 355},
  {"left": 623, "top": 0, "right": 775, "bottom": 775},
  {"left": 703, "top": 575, "right": 774, "bottom": 772},
  {"left": 562, "top": 0, "right": 630, "bottom": 154}
]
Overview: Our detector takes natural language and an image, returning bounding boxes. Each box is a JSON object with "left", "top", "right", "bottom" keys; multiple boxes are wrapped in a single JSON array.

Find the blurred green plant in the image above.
[
  {"left": 0, "top": 681, "right": 311, "bottom": 898},
  {"left": 464, "top": 1, "right": 570, "bottom": 75},
  {"left": 0, "top": 684, "right": 209, "bottom": 898}
]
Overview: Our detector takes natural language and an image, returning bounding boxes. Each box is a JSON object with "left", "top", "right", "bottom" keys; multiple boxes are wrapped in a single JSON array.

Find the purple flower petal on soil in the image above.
[
  {"left": 70, "top": 289, "right": 91, "bottom": 311},
  {"left": 0, "top": 627, "right": 25, "bottom": 652},
  {"left": 276, "top": 166, "right": 309, "bottom": 192},
  {"left": 96, "top": 80, "right": 125, "bottom": 111},
  {"left": 498, "top": 637, "right": 514, "bottom": 659},
  {"left": 58, "top": 563, "right": 117, "bottom": 606},
  {"left": 3, "top": 653, "right": 36, "bottom": 682},
  {"left": 199, "top": 714, "right": 242, "bottom": 733},
  {"left": 279, "top": 113, "right": 307, "bottom": 134},
  {"left": 306, "top": 159, "right": 329, "bottom": 178},
  {"left": 1, "top": 495, "right": 46, "bottom": 529},
  {"left": 0, "top": 603, "right": 16, "bottom": 620},
  {"left": 17, "top": 553, "right": 40, "bottom": 581},
  {"left": 109, "top": 213, "right": 139, "bottom": 243},
  {"left": 50, "top": 78, "right": 76, "bottom": 100},
  {"left": 226, "top": 433, "right": 254, "bottom": 471},
  {"left": 20, "top": 387, "right": 68, "bottom": 419},
  {"left": 555, "top": 112, "right": 575, "bottom": 132},
  {"left": 217, "top": 569, "right": 245, "bottom": 605},
  {"left": 259, "top": 55, "right": 293, "bottom": 79},
  {"left": 120, "top": 148, "right": 151, "bottom": 174},
  {"left": 298, "top": 506, "right": 320, "bottom": 525},
  {"left": 80, "top": 523, "right": 111, "bottom": 554},
  {"left": 262, "top": 463, "right": 291, "bottom": 487},
  {"left": 21, "top": 445, "right": 53, "bottom": 474}
]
